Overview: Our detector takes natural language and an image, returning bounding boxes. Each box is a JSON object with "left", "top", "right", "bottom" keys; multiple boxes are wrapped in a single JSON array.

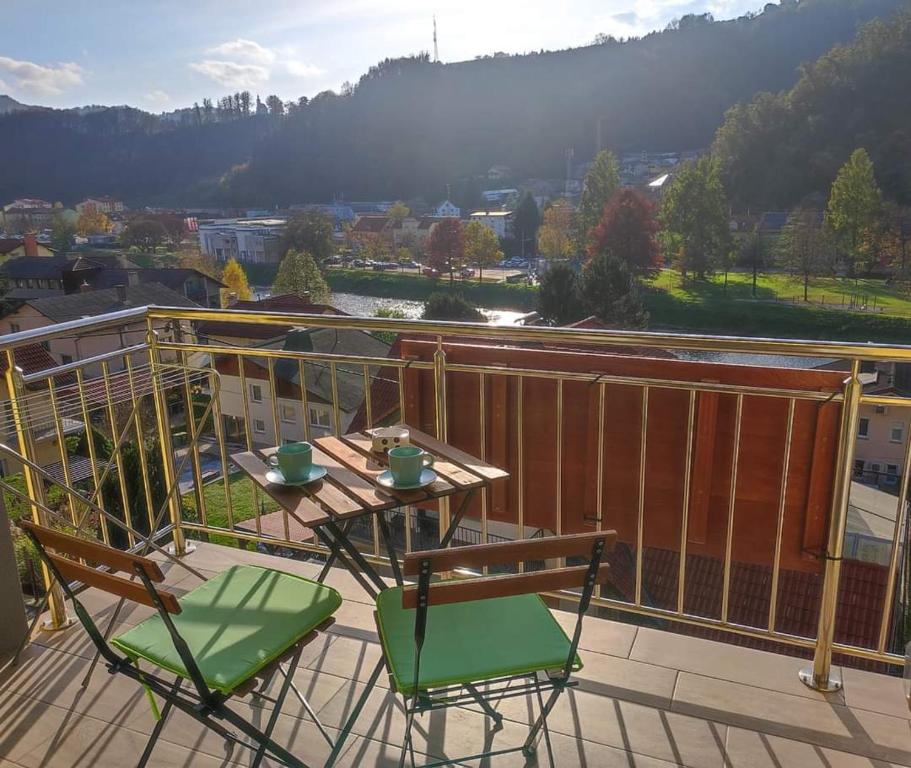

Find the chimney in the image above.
[
  {"left": 116, "top": 284, "right": 127, "bottom": 303},
  {"left": 79, "top": 280, "right": 91, "bottom": 293},
  {"left": 23, "top": 232, "right": 38, "bottom": 258}
]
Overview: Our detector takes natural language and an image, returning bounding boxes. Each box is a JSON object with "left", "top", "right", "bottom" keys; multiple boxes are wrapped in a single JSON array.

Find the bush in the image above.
[{"left": 422, "top": 292, "right": 484, "bottom": 321}]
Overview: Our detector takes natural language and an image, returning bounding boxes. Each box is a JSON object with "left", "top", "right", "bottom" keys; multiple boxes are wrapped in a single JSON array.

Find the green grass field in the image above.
[
  {"left": 642, "top": 270, "right": 911, "bottom": 342},
  {"left": 181, "top": 473, "right": 278, "bottom": 548}
]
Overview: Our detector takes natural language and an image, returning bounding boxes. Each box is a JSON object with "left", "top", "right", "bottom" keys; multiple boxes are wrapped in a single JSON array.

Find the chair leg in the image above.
[
  {"left": 251, "top": 643, "right": 304, "bottom": 768},
  {"left": 463, "top": 683, "right": 503, "bottom": 726},
  {"left": 324, "top": 655, "right": 385, "bottom": 768},
  {"left": 136, "top": 677, "right": 180, "bottom": 768},
  {"left": 522, "top": 679, "right": 563, "bottom": 761},
  {"left": 399, "top": 695, "right": 417, "bottom": 768}
]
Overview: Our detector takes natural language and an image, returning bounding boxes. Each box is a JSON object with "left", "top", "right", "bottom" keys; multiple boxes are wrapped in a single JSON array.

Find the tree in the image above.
[
  {"left": 578, "top": 150, "right": 620, "bottom": 241},
  {"left": 279, "top": 212, "right": 335, "bottom": 264},
  {"left": 513, "top": 192, "right": 540, "bottom": 258},
  {"left": 659, "top": 157, "right": 731, "bottom": 280},
  {"left": 737, "top": 226, "right": 767, "bottom": 297},
  {"left": 422, "top": 292, "right": 483, "bottom": 321},
  {"left": 272, "top": 250, "right": 330, "bottom": 303},
  {"left": 778, "top": 209, "right": 834, "bottom": 301},
  {"left": 266, "top": 94, "right": 284, "bottom": 117},
  {"left": 463, "top": 220, "right": 503, "bottom": 282},
  {"left": 221, "top": 258, "right": 252, "bottom": 304},
  {"left": 538, "top": 263, "right": 586, "bottom": 325},
  {"left": 427, "top": 218, "right": 464, "bottom": 285},
  {"left": 121, "top": 218, "right": 168, "bottom": 252},
  {"left": 76, "top": 210, "right": 113, "bottom": 236},
  {"left": 50, "top": 217, "right": 76, "bottom": 252},
  {"left": 825, "top": 148, "right": 884, "bottom": 277},
  {"left": 537, "top": 200, "right": 575, "bottom": 261},
  {"left": 588, "top": 189, "right": 660, "bottom": 276},
  {"left": 581, "top": 253, "right": 648, "bottom": 328},
  {"left": 387, "top": 201, "right": 410, "bottom": 221}
]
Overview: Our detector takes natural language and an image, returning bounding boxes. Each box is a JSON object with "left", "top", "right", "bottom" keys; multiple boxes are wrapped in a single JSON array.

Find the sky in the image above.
[{"left": 1, "top": 0, "right": 760, "bottom": 111}]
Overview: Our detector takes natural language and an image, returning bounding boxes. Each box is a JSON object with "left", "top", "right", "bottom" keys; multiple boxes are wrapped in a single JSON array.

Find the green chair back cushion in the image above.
[
  {"left": 112, "top": 565, "right": 341, "bottom": 694},
  {"left": 376, "top": 586, "right": 580, "bottom": 695}
]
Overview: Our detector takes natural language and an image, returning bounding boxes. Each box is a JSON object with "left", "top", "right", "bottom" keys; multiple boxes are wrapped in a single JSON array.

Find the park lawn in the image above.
[
  {"left": 649, "top": 269, "right": 911, "bottom": 316},
  {"left": 181, "top": 472, "right": 279, "bottom": 548}
]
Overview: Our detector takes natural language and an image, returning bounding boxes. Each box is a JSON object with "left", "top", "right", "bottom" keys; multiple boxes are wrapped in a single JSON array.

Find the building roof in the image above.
[
  {"left": 417, "top": 216, "right": 444, "bottom": 230},
  {"left": 25, "top": 282, "right": 197, "bottom": 322},
  {"left": 0, "top": 238, "right": 24, "bottom": 255},
  {"left": 469, "top": 210, "right": 512, "bottom": 217},
  {"left": 258, "top": 328, "right": 390, "bottom": 412},
  {"left": 196, "top": 295, "right": 342, "bottom": 341},
  {"left": 349, "top": 336, "right": 403, "bottom": 432},
  {"left": 88, "top": 267, "right": 225, "bottom": 292},
  {"left": 4, "top": 288, "right": 65, "bottom": 301},
  {"left": 0, "top": 342, "right": 76, "bottom": 388},
  {"left": 352, "top": 215, "right": 391, "bottom": 234}
]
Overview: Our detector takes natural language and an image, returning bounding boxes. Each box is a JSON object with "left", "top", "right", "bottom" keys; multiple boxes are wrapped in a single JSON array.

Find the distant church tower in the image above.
[{"left": 433, "top": 15, "right": 439, "bottom": 62}]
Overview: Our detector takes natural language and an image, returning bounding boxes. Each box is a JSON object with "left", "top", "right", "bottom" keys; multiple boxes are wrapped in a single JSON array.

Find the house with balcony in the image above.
[
  {"left": 74, "top": 196, "right": 125, "bottom": 216},
  {"left": 197, "top": 217, "right": 287, "bottom": 263},
  {"left": 1, "top": 305, "right": 911, "bottom": 768},
  {"left": 469, "top": 209, "right": 513, "bottom": 239}
]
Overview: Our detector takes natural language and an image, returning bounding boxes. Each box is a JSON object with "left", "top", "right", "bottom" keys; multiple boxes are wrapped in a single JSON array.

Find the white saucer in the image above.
[
  {"left": 377, "top": 468, "right": 437, "bottom": 490},
  {"left": 265, "top": 465, "right": 328, "bottom": 486}
]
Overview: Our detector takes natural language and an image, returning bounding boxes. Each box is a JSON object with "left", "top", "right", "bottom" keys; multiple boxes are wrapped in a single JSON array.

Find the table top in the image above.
[{"left": 230, "top": 426, "right": 509, "bottom": 531}]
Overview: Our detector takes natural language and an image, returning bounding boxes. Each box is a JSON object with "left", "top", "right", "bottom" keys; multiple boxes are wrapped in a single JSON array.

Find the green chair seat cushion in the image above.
[
  {"left": 111, "top": 565, "right": 341, "bottom": 694},
  {"left": 376, "top": 587, "right": 580, "bottom": 695}
]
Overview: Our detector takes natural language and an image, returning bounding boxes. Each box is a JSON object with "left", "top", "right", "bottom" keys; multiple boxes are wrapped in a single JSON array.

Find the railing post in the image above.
[
  {"left": 800, "top": 360, "right": 862, "bottom": 691},
  {"left": 3, "top": 354, "right": 71, "bottom": 630},
  {"left": 433, "top": 337, "right": 450, "bottom": 542},
  {"left": 146, "top": 321, "right": 188, "bottom": 557}
]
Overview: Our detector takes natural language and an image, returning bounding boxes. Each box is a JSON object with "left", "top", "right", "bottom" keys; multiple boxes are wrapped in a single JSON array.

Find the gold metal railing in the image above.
[{"left": 1, "top": 304, "right": 909, "bottom": 694}]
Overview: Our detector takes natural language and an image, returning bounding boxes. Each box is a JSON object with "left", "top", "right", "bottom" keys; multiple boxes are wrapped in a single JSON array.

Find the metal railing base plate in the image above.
[{"left": 799, "top": 667, "right": 842, "bottom": 692}]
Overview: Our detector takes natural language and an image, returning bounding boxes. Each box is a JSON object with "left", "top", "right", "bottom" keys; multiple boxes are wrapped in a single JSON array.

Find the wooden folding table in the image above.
[{"left": 230, "top": 426, "right": 508, "bottom": 597}]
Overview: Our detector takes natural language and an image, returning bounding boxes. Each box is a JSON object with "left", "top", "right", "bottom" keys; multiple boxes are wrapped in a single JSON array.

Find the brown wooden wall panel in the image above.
[{"left": 400, "top": 340, "right": 845, "bottom": 574}]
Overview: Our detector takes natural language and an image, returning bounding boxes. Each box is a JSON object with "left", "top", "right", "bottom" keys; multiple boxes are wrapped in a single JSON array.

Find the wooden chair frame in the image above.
[
  {"left": 327, "top": 530, "right": 616, "bottom": 768},
  {"left": 20, "top": 520, "right": 334, "bottom": 768}
]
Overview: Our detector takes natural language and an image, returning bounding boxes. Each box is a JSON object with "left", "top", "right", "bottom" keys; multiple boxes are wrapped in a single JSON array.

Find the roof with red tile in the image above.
[{"left": 0, "top": 343, "right": 76, "bottom": 387}]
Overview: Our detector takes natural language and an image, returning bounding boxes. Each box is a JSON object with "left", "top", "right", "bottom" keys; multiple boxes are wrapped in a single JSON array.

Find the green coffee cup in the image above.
[
  {"left": 388, "top": 445, "right": 434, "bottom": 486},
  {"left": 268, "top": 441, "right": 313, "bottom": 482}
]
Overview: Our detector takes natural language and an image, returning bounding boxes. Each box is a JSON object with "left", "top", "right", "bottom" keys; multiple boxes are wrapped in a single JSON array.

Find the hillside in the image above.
[
  {"left": 0, "top": 0, "right": 904, "bottom": 208},
  {"left": 0, "top": 95, "right": 31, "bottom": 114},
  {"left": 714, "top": 5, "right": 911, "bottom": 209}
]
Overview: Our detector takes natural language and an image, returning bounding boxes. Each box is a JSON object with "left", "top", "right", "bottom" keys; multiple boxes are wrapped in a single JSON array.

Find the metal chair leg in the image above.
[
  {"left": 251, "top": 643, "right": 304, "bottom": 768},
  {"left": 325, "top": 655, "right": 385, "bottom": 768},
  {"left": 463, "top": 683, "right": 503, "bottom": 726},
  {"left": 136, "top": 677, "right": 180, "bottom": 768}
]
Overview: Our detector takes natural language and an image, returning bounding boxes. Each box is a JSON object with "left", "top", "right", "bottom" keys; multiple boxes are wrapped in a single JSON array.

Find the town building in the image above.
[
  {"left": 0, "top": 254, "right": 223, "bottom": 307},
  {"left": 469, "top": 210, "right": 513, "bottom": 239},
  {"left": 197, "top": 217, "right": 287, "bottom": 263},
  {"left": 1, "top": 282, "right": 196, "bottom": 374},
  {"left": 0, "top": 233, "right": 54, "bottom": 263},
  {"left": 433, "top": 200, "right": 461, "bottom": 218},
  {"left": 74, "top": 196, "right": 125, "bottom": 216},
  {"left": 2, "top": 199, "right": 57, "bottom": 233},
  {"left": 214, "top": 326, "right": 391, "bottom": 443}
]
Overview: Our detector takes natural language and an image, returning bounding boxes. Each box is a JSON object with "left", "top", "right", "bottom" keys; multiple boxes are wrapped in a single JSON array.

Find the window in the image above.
[
  {"left": 875, "top": 405, "right": 887, "bottom": 415},
  {"left": 253, "top": 418, "right": 266, "bottom": 434},
  {"left": 309, "top": 406, "right": 331, "bottom": 429},
  {"left": 890, "top": 423, "right": 904, "bottom": 443},
  {"left": 887, "top": 464, "right": 899, "bottom": 476},
  {"left": 854, "top": 459, "right": 865, "bottom": 477},
  {"left": 280, "top": 404, "right": 296, "bottom": 423},
  {"left": 9, "top": 322, "right": 20, "bottom": 333},
  {"left": 858, "top": 417, "right": 870, "bottom": 438},
  {"left": 250, "top": 384, "right": 263, "bottom": 403},
  {"left": 61, "top": 354, "right": 73, "bottom": 365}
]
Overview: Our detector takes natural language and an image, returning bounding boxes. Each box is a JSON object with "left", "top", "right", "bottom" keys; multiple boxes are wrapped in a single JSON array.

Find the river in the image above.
[{"left": 253, "top": 288, "right": 529, "bottom": 326}]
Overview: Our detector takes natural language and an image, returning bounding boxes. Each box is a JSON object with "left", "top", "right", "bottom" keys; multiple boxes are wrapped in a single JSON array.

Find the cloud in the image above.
[
  {"left": 144, "top": 89, "right": 170, "bottom": 106},
  {"left": 0, "top": 56, "right": 83, "bottom": 96},
  {"left": 190, "top": 59, "right": 269, "bottom": 88},
  {"left": 208, "top": 38, "right": 275, "bottom": 64},
  {"left": 285, "top": 60, "right": 325, "bottom": 78}
]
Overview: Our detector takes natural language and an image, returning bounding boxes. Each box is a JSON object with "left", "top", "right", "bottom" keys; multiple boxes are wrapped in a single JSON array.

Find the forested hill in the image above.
[
  {"left": 714, "top": 5, "right": 911, "bottom": 210},
  {"left": 0, "top": 0, "right": 904, "bottom": 208}
]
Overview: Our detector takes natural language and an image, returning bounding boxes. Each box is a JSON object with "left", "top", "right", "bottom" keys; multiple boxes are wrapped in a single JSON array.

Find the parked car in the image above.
[
  {"left": 422, "top": 267, "right": 440, "bottom": 278},
  {"left": 459, "top": 266, "right": 475, "bottom": 278}
]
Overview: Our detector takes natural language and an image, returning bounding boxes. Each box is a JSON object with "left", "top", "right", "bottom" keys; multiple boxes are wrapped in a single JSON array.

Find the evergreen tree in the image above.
[
  {"left": 538, "top": 263, "right": 586, "bottom": 325},
  {"left": 659, "top": 157, "right": 731, "bottom": 280},
  {"left": 512, "top": 192, "right": 540, "bottom": 258},
  {"left": 578, "top": 150, "right": 620, "bottom": 242},
  {"left": 825, "top": 148, "right": 884, "bottom": 277},
  {"left": 581, "top": 253, "right": 648, "bottom": 328},
  {"left": 221, "top": 258, "right": 252, "bottom": 303},
  {"left": 272, "top": 250, "right": 330, "bottom": 303}
]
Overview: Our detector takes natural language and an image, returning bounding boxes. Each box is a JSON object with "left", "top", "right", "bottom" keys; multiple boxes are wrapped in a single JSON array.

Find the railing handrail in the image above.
[
  {"left": 0, "top": 306, "right": 149, "bottom": 350},
  {"left": 148, "top": 304, "right": 911, "bottom": 362}
]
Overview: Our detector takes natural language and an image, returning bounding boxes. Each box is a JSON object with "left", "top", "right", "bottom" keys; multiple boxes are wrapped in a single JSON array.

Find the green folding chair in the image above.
[
  {"left": 327, "top": 530, "right": 616, "bottom": 767},
  {"left": 20, "top": 520, "right": 342, "bottom": 768}
]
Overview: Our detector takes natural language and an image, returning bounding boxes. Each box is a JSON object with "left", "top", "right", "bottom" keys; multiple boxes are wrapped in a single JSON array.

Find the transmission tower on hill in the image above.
[{"left": 433, "top": 15, "right": 439, "bottom": 62}]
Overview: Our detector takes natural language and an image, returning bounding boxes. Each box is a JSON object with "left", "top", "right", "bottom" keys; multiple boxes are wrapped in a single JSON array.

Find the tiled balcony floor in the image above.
[{"left": 1, "top": 542, "right": 910, "bottom": 767}]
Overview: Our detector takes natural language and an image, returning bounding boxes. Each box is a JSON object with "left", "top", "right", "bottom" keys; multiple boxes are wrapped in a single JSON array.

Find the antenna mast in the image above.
[{"left": 433, "top": 15, "right": 439, "bottom": 62}]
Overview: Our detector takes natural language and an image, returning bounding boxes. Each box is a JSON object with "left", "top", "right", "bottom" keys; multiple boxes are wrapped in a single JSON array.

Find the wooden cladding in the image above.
[{"left": 401, "top": 341, "right": 845, "bottom": 575}]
